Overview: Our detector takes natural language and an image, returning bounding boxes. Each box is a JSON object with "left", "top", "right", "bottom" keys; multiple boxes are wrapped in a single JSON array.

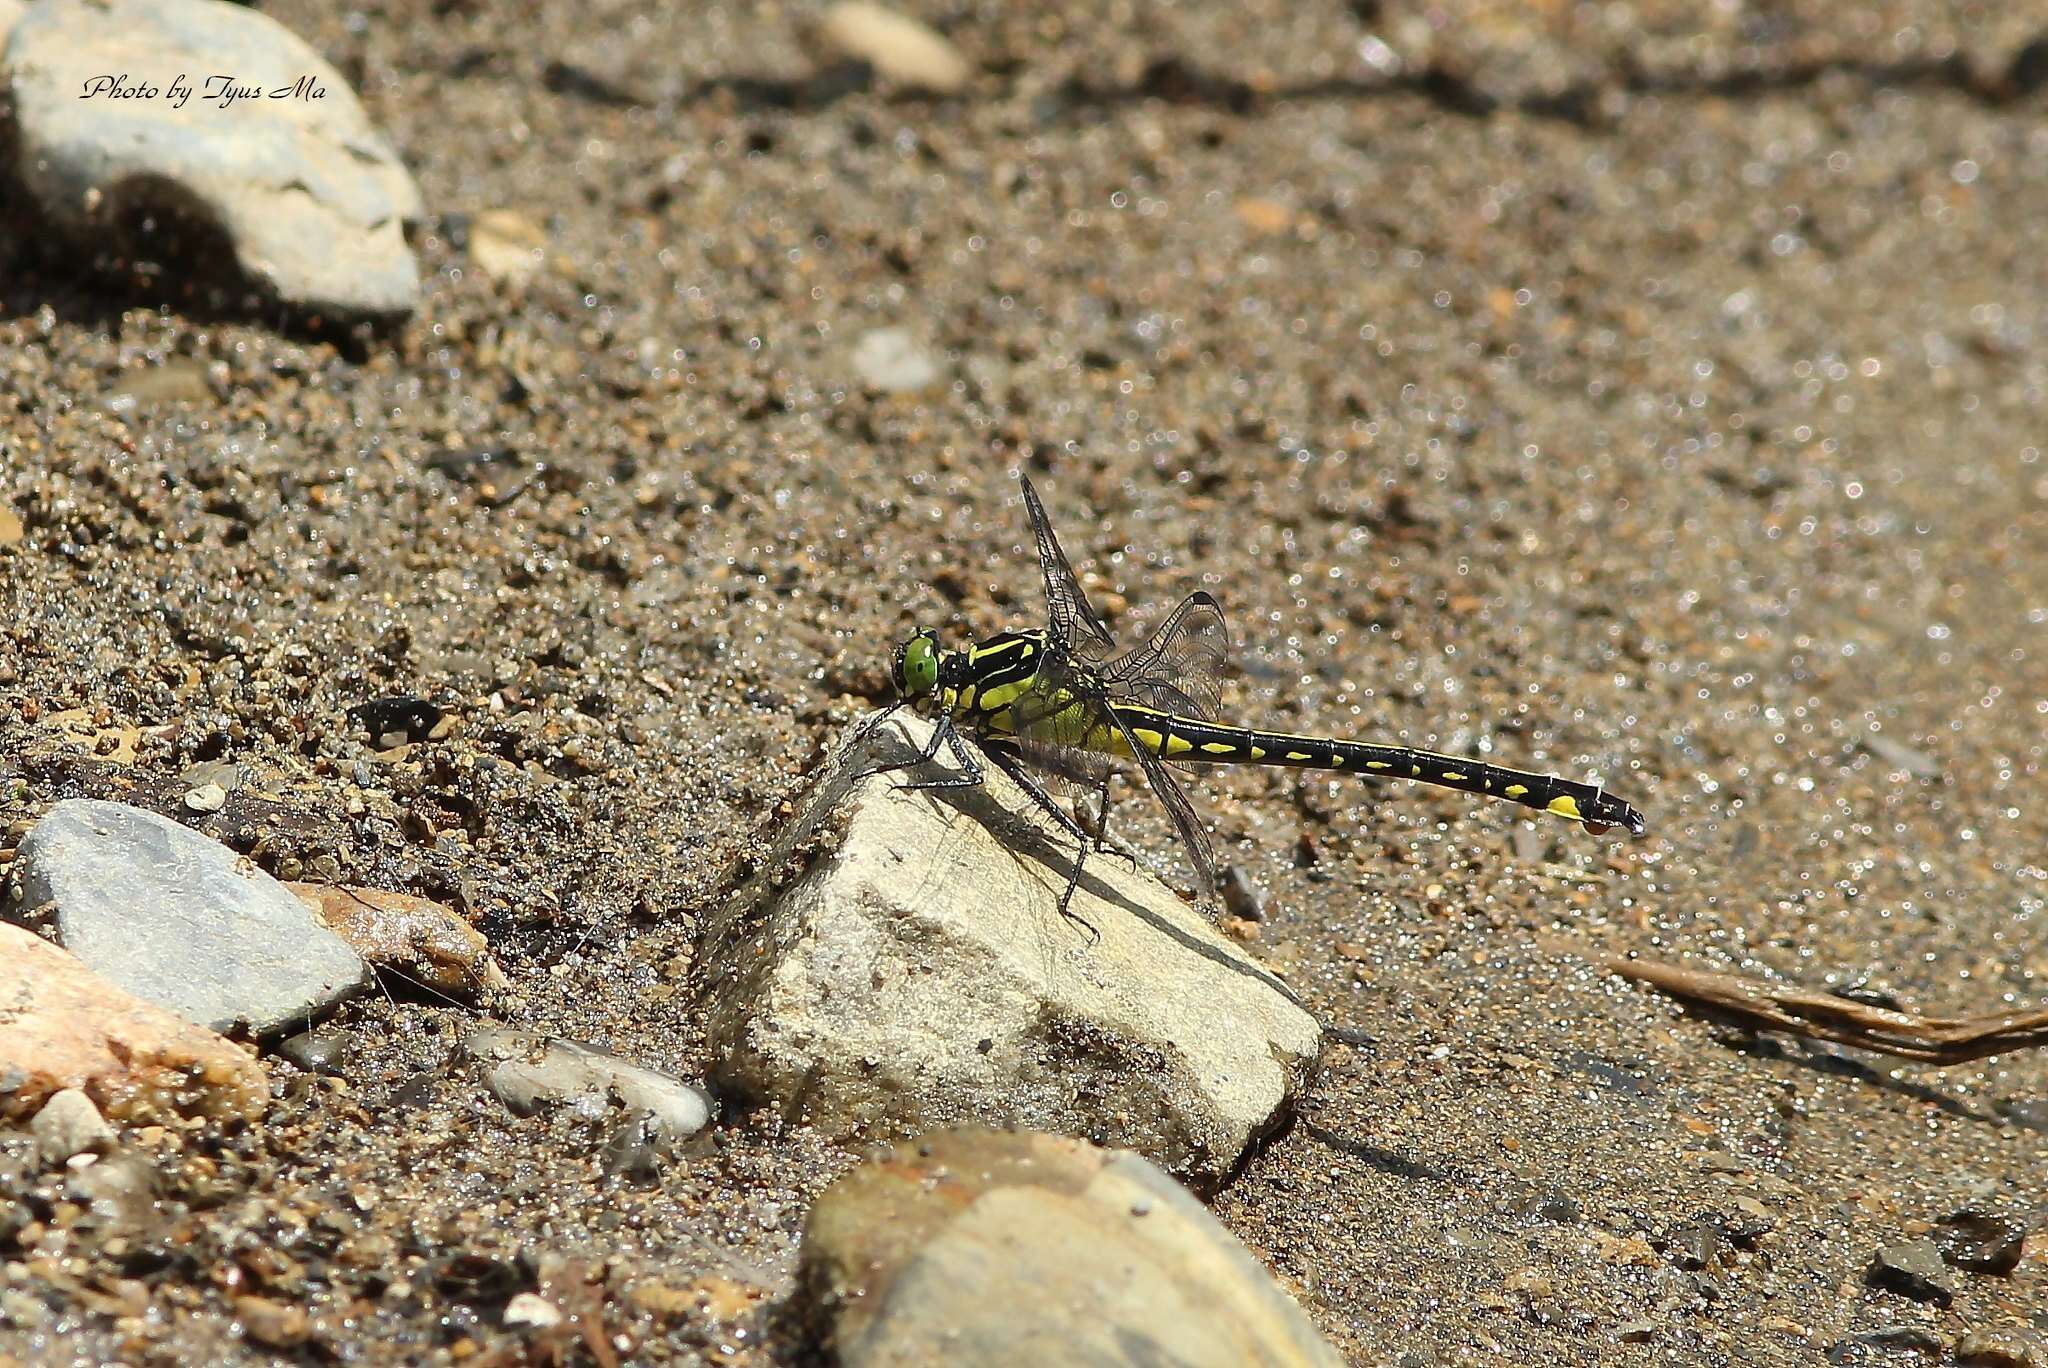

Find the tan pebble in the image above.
[
  {"left": 811, "top": 2, "right": 971, "bottom": 92},
  {"left": 0, "top": 925, "right": 267, "bottom": 1124},
  {"left": 287, "top": 884, "right": 505, "bottom": 996},
  {"left": 469, "top": 209, "right": 547, "bottom": 286}
]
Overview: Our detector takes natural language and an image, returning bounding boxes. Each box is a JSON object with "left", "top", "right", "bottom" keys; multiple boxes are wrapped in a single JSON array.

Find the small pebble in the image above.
[
  {"left": 1867, "top": 1238, "right": 1957, "bottom": 1305},
  {"left": 275, "top": 1029, "right": 351, "bottom": 1074},
  {"left": 182, "top": 781, "right": 227, "bottom": 813},
  {"left": 1856, "top": 732, "right": 1941, "bottom": 778},
  {"left": 30, "top": 1087, "right": 115, "bottom": 1166},
  {"left": 469, "top": 209, "right": 548, "bottom": 285},
  {"left": 463, "top": 1029, "right": 715, "bottom": 1145},
  {"left": 503, "top": 1292, "right": 563, "bottom": 1330},
  {"left": 810, "top": 2, "right": 971, "bottom": 93},
  {"left": 852, "top": 326, "right": 939, "bottom": 393}
]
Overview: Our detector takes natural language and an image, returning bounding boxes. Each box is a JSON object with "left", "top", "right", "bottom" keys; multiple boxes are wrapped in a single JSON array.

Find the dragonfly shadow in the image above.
[
  {"left": 1299, "top": 1119, "right": 1467, "bottom": 1187},
  {"left": 849, "top": 717, "right": 1310, "bottom": 1010}
]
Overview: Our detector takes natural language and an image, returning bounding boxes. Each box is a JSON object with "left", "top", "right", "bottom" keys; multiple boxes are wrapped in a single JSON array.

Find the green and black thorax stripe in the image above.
[{"left": 935, "top": 630, "right": 1048, "bottom": 737}]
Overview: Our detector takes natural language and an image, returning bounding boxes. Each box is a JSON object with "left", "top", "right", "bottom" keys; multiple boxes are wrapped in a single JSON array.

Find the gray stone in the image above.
[
  {"left": 1867, "top": 1237, "right": 1958, "bottom": 1305},
  {"left": 700, "top": 712, "right": 1324, "bottom": 1191},
  {"left": 4, "top": 0, "right": 423, "bottom": 319},
  {"left": 800, "top": 1128, "right": 1344, "bottom": 1368},
  {"left": 850, "top": 326, "right": 940, "bottom": 393},
  {"left": 462, "top": 1029, "right": 714, "bottom": 1144},
  {"left": 12, "top": 799, "right": 371, "bottom": 1037},
  {"left": 29, "top": 1087, "right": 114, "bottom": 1167}
]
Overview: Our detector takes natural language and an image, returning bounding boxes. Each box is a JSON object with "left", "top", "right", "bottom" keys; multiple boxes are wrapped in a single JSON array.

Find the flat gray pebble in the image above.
[
  {"left": 1867, "top": 1237, "right": 1957, "bottom": 1305},
  {"left": 12, "top": 799, "right": 371, "bottom": 1037}
]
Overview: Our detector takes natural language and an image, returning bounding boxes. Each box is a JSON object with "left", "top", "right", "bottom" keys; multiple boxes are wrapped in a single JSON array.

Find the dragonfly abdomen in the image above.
[{"left": 1106, "top": 705, "right": 1645, "bottom": 836}]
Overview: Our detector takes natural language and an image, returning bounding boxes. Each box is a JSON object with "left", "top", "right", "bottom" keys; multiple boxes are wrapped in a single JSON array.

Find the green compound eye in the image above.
[{"left": 892, "top": 629, "right": 940, "bottom": 699}]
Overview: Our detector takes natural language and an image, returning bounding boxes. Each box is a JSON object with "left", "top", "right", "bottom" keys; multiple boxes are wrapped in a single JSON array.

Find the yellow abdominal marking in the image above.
[
  {"left": 1133, "top": 728, "right": 1165, "bottom": 753},
  {"left": 1286, "top": 751, "right": 1311, "bottom": 762},
  {"left": 1201, "top": 741, "right": 1236, "bottom": 755},
  {"left": 1366, "top": 760, "right": 1391, "bottom": 770},
  {"left": 1164, "top": 734, "right": 1193, "bottom": 756},
  {"left": 1504, "top": 784, "right": 1529, "bottom": 798},
  {"left": 1546, "top": 795, "right": 1584, "bottom": 820},
  {"left": 1249, "top": 746, "right": 1266, "bottom": 760},
  {"left": 1442, "top": 771, "right": 1465, "bottom": 782}
]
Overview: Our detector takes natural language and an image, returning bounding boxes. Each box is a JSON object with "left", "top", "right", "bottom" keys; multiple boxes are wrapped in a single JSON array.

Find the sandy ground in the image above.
[{"left": 2, "top": 1, "right": 2045, "bottom": 1363}]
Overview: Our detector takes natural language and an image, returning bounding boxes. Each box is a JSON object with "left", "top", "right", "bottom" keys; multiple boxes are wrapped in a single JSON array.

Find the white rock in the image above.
[
  {"left": 701, "top": 712, "right": 1324, "bottom": 1190},
  {"left": 462, "top": 1029, "right": 715, "bottom": 1144},
  {"left": 502, "top": 1293, "right": 563, "bottom": 1329},
  {"left": 812, "top": 2, "right": 971, "bottom": 94},
  {"left": 851, "top": 326, "right": 940, "bottom": 393},
  {"left": 4, "top": 0, "right": 424, "bottom": 318},
  {"left": 30, "top": 1087, "right": 116, "bottom": 1166}
]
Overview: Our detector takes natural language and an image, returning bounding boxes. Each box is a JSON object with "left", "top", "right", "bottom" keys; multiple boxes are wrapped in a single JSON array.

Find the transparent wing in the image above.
[
  {"left": 1019, "top": 473, "right": 1117, "bottom": 666},
  {"left": 1101, "top": 590, "right": 1231, "bottom": 721},
  {"left": 1013, "top": 692, "right": 1218, "bottom": 899},
  {"left": 1121, "top": 725, "right": 1218, "bottom": 897},
  {"left": 1004, "top": 734, "right": 1113, "bottom": 790},
  {"left": 1006, "top": 645, "right": 1112, "bottom": 758}
]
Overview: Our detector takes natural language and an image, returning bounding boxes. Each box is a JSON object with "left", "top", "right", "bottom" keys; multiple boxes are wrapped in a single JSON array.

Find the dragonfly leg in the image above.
[
  {"left": 843, "top": 702, "right": 906, "bottom": 777},
  {"left": 979, "top": 743, "right": 1099, "bottom": 943},
  {"left": 1080, "top": 770, "right": 1140, "bottom": 872},
  {"left": 891, "top": 716, "right": 986, "bottom": 791},
  {"left": 981, "top": 742, "right": 1086, "bottom": 841}
]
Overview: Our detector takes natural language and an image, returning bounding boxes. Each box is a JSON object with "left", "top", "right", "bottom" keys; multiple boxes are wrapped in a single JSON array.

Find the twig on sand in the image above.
[{"left": 1601, "top": 954, "right": 2048, "bottom": 1064}]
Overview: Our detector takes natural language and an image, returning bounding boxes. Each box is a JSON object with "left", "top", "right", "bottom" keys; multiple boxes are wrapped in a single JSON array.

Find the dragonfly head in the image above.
[{"left": 891, "top": 627, "right": 942, "bottom": 704}]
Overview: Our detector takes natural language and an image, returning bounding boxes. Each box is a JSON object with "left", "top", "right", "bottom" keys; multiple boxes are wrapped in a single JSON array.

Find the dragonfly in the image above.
[{"left": 868, "top": 473, "right": 1645, "bottom": 923}]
